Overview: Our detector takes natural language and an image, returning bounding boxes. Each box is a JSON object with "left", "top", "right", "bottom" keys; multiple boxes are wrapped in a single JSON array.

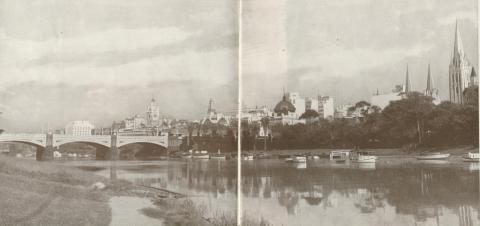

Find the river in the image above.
[{"left": 63, "top": 155, "right": 479, "bottom": 226}]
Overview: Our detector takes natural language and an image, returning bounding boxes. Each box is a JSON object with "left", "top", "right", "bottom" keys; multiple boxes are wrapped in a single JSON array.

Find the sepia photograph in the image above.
[{"left": 0, "top": 0, "right": 478, "bottom": 226}]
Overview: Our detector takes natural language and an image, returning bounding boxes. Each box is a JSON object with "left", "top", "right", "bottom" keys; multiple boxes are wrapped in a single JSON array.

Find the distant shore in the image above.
[{"left": 243, "top": 145, "right": 478, "bottom": 156}]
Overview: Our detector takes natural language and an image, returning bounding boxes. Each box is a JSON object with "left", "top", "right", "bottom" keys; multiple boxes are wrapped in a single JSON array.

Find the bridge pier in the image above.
[
  {"left": 38, "top": 133, "right": 54, "bottom": 161},
  {"left": 109, "top": 133, "right": 119, "bottom": 161}
]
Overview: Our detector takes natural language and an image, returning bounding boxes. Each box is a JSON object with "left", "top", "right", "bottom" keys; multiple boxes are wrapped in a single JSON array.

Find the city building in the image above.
[
  {"left": 334, "top": 105, "right": 351, "bottom": 119},
  {"left": 146, "top": 97, "right": 161, "bottom": 126},
  {"left": 424, "top": 64, "right": 441, "bottom": 105},
  {"left": 124, "top": 114, "right": 146, "bottom": 130},
  {"left": 449, "top": 22, "right": 477, "bottom": 104},
  {"left": 285, "top": 92, "right": 306, "bottom": 118},
  {"left": 272, "top": 93, "right": 305, "bottom": 125},
  {"left": 318, "top": 96, "right": 334, "bottom": 119},
  {"left": 65, "top": 121, "right": 95, "bottom": 136}
]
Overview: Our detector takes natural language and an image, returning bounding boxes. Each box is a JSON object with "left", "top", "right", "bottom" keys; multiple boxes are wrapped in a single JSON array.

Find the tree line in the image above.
[{"left": 268, "top": 88, "right": 478, "bottom": 150}]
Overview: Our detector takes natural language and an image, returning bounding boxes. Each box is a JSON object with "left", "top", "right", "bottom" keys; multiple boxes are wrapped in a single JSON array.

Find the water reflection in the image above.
[
  {"left": 65, "top": 157, "right": 479, "bottom": 226},
  {"left": 242, "top": 159, "right": 479, "bottom": 226}
]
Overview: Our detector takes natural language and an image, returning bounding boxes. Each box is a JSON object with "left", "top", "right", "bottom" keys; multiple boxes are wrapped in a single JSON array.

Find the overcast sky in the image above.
[
  {"left": 243, "top": 0, "right": 478, "bottom": 107},
  {"left": 0, "top": 0, "right": 238, "bottom": 132},
  {"left": 0, "top": 0, "right": 478, "bottom": 132}
]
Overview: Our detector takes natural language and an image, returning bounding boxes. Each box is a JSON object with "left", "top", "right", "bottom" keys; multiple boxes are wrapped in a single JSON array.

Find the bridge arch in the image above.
[
  {"left": 57, "top": 141, "right": 111, "bottom": 160},
  {"left": 118, "top": 142, "right": 168, "bottom": 159},
  {"left": 0, "top": 141, "right": 46, "bottom": 160}
]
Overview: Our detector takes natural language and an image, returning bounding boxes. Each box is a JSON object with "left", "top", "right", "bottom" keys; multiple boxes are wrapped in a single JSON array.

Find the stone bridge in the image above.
[{"left": 0, "top": 133, "right": 169, "bottom": 160}]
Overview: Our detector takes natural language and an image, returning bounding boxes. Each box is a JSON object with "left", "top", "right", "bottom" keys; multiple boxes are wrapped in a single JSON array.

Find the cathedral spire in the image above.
[
  {"left": 426, "top": 63, "right": 434, "bottom": 91},
  {"left": 453, "top": 20, "right": 465, "bottom": 58},
  {"left": 405, "top": 64, "right": 412, "bottom": 93}
]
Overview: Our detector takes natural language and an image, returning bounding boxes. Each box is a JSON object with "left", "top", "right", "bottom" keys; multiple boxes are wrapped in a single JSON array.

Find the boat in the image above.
[
  {"left": 284, "top": 157, "right": 293, "bottom": 162},
  {"left": 256, "top": 153, "right": 272, "bottom": 159},
  {"left": 292, "top": 156, "right": 307, "bottom": 163},
  {"left": 210, "top": 150, "right": 227, "bottom": 160},
  {"left": 243, "top": 154, "right": 254, "bottom": 160},
  {"left": 415, "top": 152, "right": 450, "bottom": 160},
  {"left": 192, "top": 150, "right": 210, "bottom": 159},
  {"left": 351, "top": 151, "right": 377, "bottom": 163},
  {"left": 463, "top": 152, "right": 480, "bottom": 162}
]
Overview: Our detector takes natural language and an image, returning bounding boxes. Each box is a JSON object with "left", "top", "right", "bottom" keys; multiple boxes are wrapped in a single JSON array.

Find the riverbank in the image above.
[
  {"left": 0, "top": 155, "right": 112, "bottom": 226},
  {"left": 0, "top": 156, "right": 271, "bottom": 226}
]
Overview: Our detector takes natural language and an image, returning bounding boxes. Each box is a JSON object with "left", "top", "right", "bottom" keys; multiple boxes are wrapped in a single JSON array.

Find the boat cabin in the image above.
[{"left": 329, "top": 150, "right": 352, "bottom": 160}]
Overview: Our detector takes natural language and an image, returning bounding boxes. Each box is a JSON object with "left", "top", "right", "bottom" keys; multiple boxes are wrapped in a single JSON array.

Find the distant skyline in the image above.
[
  {"left": 0, "top": 0, "right": 478, "bottom": 133},
  {"left": 242, "top": 0, "right": 478, "bottom": 107},
  {"left": 0, "top": 0, "right": 238, "bottom": 132}
]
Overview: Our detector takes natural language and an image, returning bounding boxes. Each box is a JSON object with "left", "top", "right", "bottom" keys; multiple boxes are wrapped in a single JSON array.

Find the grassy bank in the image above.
[{"left": 0, "top": 155, "right": 112, "bottom": 226}]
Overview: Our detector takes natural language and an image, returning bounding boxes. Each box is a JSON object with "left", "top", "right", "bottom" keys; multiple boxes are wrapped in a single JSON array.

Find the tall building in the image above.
[
  {"left": 318, "top": 96, "right": 334, "bottom": 119},
  {"left": 449, "top": 22, "right": 475, "bottom": 104},
  {"left": 285, "top": 92, "right": 306, "bottom": 117},
  {"left": 146, "top": 97, "right": 161, "bottom": 126},
  {"left": 65, "top": 121, "right": 94, "bottom": 136},
  {"left": 424, "top": 64, "right": 441, "bottom": 104}
]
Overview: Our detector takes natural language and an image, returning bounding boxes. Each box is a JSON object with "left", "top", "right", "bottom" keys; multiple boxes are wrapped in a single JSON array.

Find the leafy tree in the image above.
[{"left": 299, "top": 109, "right": 320, "bottom": 119}]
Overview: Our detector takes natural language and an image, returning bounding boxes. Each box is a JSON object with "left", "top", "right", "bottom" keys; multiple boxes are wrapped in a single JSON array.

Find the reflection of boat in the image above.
[
  {"left": 351, "top": 152, "right": 377, "bottom": 163},
  {"left": 462, "top": 152, "right": 480, "bottom": 162},
  {"left": 181, "top": 153, "right": 192, "bottom": 159},
  {"left": 285, "top": 157, "right": 293, "bottom": 162},
  {"left": 416, "top": 152, "right": 450, "bottom": 160},
  {"left": 335, "top": 159, "right": 346, "bottom": 163},
  {"left": 256, "top": 153, "right": 272, "bottom": 159},
  {"left": 294, "top": 162, "right": 307, "bottom": 169}
]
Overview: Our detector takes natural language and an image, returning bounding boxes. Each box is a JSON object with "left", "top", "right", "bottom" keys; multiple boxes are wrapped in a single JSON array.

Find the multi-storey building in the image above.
[
  {"left": 318, "top": 96, "right": 334, "bottom": 119},
  {"left": 65, "top": 121, "right": 95, "bottom": 136}
]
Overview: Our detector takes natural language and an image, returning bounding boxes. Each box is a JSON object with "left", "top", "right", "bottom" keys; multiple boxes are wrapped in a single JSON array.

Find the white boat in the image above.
[
  {"left": 192, "top": 151, "right": 209, "bottom": 159},
  {"left": 243, "top": 155, "right": 254, "bottom": 160},
  {"left": 292, "top": 156, "right": 307, "bottom": 163},
  {"left": 351, "top": 152, "right": 377, "bottom": 163},
  {"left": 181, "top": 153, "right": 192, "bottom": 159},
  {"left": 285, "top": 157, "right": 293, "bottom": 162},
  {"left": 463, "top": 152, "right": 480, "bottom": 162},
  {"left": 416, "top": 152, "right": 450, "bottom": 160}
]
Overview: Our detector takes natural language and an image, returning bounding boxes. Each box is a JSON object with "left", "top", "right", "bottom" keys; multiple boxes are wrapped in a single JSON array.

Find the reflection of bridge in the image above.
[{"left": 0, "top": 133, "right": 168, "bottom": 160}]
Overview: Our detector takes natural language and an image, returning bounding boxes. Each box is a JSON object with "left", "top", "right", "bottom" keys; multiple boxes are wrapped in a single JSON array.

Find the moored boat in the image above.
[
  {"left": 192, "top": 150, "right": 210, "bottom": 159},
  {"left": 415, "top": 152, "right": 450, "bottom": 160},
  {"left": 463, "top": 152, "right": 480, "bottom": 162},
  {"left": 210, "top": 150, "right": 227, "bottom": 160},
  {"left": 351, "top": 151, "right": 377, "bottom": 163},
  {"left": 292, "top": 156, "right": 307, "bottom": 163},
  {"left": 242, "top": 154, "right": 254, "bottom": 160}
]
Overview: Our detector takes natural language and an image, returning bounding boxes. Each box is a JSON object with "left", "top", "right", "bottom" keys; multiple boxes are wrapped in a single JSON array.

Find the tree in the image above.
[
  {"left": 299, "top": 109, "right": 320, "bottom": 119},
  {"left": 260, "top": 117, "right": 270, "bottom": 151},
  {"left": 381, "top": 92, "right": 435, "bottom": 147}
]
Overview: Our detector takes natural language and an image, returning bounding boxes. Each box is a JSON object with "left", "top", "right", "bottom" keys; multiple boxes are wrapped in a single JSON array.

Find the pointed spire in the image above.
[
  {"left": 405, "top": 64, "right": 412, "bottom": 93},
  {"left": 426, "top": 63, "right": 434, "bottom": 91},
  {"left": 471, "top": 67, "right": 477, "bottom": 78},
  {"left": 453, "top": 20, "right": 465, "bottom": 58}
]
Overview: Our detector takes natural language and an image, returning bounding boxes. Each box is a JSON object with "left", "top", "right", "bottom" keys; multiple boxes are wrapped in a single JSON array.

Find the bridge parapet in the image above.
[{"left": 0, "top": 133, "right": 46, "bottom": 147}]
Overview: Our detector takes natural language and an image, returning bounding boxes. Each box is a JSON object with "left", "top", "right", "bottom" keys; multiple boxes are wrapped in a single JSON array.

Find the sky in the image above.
[
  {"left": 0, "top": 0, "right": 238, "bottom": 132},
  {"left": 0, "top": 0, "right": 478, "bottom": 132},
  {"left": 242, "top": 0, "right": 478, "bottom": 107}
]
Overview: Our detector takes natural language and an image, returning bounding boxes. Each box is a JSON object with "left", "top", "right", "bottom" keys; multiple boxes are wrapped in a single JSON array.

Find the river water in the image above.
[{"left": 64, "top": 156, "right": 479, "bottom": 226}]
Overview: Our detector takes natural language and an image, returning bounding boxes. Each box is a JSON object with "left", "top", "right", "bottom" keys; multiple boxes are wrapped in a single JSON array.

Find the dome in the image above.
[{"left": 274, "top": 95, "right": 296, "bottom": 115}]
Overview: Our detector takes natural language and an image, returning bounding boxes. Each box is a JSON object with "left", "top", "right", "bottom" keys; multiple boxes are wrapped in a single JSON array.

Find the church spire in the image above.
[
  {"left": 453, "top": 20, "right": 465, "bottom": 58},
  {"left": 426, "top": 63, "right": 434, "bottom": 91},
  {"left": 405, "top": 64, "right": 412, "bottom": 93}
]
